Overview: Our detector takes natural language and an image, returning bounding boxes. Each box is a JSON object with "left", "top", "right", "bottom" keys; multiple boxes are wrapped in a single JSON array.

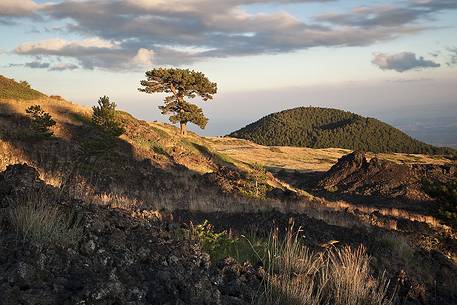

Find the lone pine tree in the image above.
[
  {"left": 139, "top": 68, "right": 217, "bottom": 135},
  {"left": 92, "top": 96, "right": 125, "bottom": 137}
]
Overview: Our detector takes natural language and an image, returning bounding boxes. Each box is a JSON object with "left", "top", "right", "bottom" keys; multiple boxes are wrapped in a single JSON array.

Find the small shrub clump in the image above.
[
  {"left": 189, "top": 220, "right": 263, "bottom": 264},
  {"left": 92, "top": 96, "right": 125, "bottom": 137},
  {"left": 25, "top": 105, "right": 56, "bottom": 138},
  {"left": 425, "top": 178, "right": 457, "bottom": 223}
]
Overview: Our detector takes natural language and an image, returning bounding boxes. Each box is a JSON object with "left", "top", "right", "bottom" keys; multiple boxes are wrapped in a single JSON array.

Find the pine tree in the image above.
[
  {"left": 25, "top": 105, "right": 56, "bottom": 138},
  {"left": 139, "top": 68, "right": 217, "bottom": 135},
  {"left": 92, "top": 96, "right": 125, "bottom": 137}
]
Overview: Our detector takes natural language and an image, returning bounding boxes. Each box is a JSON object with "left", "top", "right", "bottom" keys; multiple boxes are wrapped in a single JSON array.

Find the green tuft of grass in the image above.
[{"left": 9, "top": 193, "right": 83, "bottom": 247}]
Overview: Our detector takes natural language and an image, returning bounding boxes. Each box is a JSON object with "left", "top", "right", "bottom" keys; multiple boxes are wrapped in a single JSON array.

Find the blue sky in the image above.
[{"left": 0, "top": 0, "right": 456, "bottom": 145}]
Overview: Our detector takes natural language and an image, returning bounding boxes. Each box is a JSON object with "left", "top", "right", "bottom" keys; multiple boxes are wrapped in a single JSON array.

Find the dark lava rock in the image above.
[
  {"left": 318, "top": 150, "right": 368, "bottom": 188},
  {"left": 0, "top": 163, "right": 261, "bottom": 305},
  {"left": 318, "top": 151, "right": 455, "bottom": 202}
]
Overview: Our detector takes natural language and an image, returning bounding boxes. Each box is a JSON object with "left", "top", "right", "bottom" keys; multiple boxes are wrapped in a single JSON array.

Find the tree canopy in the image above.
[{"left": 139, "top": 68, "right": 217, "bottom": 135}]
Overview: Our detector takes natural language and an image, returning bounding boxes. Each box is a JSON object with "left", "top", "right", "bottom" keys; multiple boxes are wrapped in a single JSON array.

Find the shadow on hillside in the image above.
[
  {"left": 0, "top": 102, "right": 249, "bottom": 211},
  {"left": 190, "top": 142, "right": 237, "bottom": 168}
]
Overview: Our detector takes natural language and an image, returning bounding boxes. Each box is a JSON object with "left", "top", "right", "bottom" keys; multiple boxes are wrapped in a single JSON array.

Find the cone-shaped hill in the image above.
[{"left": 229, "top": 107, "right": 455, "bottom": 155}]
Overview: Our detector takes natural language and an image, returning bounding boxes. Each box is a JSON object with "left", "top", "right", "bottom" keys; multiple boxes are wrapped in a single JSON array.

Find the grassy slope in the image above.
[
  {"left": 0, "top": 78, "right": 291, "bottom": 205},
  {"left": 0, "top": 75, "right": 45, "bottom": 100},
  {"left": 206, "top": 136, "right": 452, "bottom": 173}
]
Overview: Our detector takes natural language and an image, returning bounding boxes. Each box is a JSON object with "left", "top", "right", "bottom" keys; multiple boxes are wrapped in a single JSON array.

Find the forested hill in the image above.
[{"left": 229, "top": 107, "right": 455, "bottom": 155}]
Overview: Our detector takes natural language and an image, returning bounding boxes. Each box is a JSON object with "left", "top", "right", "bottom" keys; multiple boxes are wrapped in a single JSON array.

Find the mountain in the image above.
[{"left": 229, "top": 107, "right": 455, "bottom": 155}]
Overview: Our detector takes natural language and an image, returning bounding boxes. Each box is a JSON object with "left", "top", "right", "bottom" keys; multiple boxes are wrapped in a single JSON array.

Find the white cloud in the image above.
[
  {"left": 16, "top": 38, "right": 116, "bottom": 54},
  {"left": 0, "top": 0, "right": 40, "bottom": 17},
  {"left": 131, "top": 48, "right": 155, "bottom": 67}
]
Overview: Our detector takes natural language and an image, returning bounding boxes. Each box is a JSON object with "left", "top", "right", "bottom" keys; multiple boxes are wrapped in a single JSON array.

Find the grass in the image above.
[
  {"left": 0, "top": 76, "right": 45, "bottom": 100},
  {"left": 258, "top": 228, "right": 394, "bottom": 305},
  {"left": 207, "top": 136, "right": 452, "bottom": 173},
  {"left": 380, "top": 233, "right": 414, "bottom": 266},
  {"left": 190, "top": 221, "right": 395, "bottom": 305},
  {"left": 8, "top": 192, "right": 83, "bottom": 247}
]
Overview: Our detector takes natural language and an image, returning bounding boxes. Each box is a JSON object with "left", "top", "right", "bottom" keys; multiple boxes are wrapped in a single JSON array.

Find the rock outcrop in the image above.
[{"left": 318, "top": 151, "right": 455, "bottom": 202}]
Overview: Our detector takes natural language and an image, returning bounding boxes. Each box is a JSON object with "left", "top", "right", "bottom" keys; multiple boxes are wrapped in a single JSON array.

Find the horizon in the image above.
[{"left": 1, "top": 0, "right": 457, "bottom": 147}]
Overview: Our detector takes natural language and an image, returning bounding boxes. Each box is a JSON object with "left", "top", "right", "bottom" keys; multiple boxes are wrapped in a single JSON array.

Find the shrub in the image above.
[
  {"left": 189, "top": 220, "right": 264, "bottom": 264},
  {"left": 9, "top": 193, "right": 82, "bottom": 247},
  {"left": 20, "top": 80, "right": 31, "bottom": 88},
  {"left": 25, "top": 105, "right": 56, "bottom": 138},
  {"left": 92, "top": 96, "right": 125, "bottom": 137},
  {"left": 425, "top": 178, "right": 457, "bottom": 223}
]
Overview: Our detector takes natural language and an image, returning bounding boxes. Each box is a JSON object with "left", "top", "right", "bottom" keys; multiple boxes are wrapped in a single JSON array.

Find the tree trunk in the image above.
[{"left": 180, "top": 122, "right": 187, "bottom": 136}]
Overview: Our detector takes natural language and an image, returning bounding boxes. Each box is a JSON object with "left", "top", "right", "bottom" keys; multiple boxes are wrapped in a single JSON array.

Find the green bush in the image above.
[
  {"left": 425, "top": 178, "right": 457, "bottom": 222},
  {"left": 189, "top": 220, "right": 264, "bottom": 264},
  {"left": 25, "top": 105, "right": 56, "bottom": 138},
  {"left": 92, "top": 96, "right": 125, "bottom": 137}
]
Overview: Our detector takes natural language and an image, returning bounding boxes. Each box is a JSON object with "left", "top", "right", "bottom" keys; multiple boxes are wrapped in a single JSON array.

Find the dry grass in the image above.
[
  {"left": 258, "top": 228, "right": 394, "bottom": 305},
  {"left": 8, "top": 192, "right": 82, "bottom": 247},
  {"left": 0, "top": 97, "right": 91, "bottom": 139},
  {"left": 207, "top": 136, "right": 452, "bottom": 173}
]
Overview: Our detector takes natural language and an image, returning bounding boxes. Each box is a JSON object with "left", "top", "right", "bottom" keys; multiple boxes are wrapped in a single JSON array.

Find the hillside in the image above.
[
  {"left": 229, "top": 107, "right": 455, "bottom": 155},
  {"left": 1, "top": 77, "right": 457, "bottom": 305},
  {"left": 0, "top": 77, "right": 298, "bottom": 209},
  {"left": 0, "top": 75, "right": 45, "bottom": 100}
]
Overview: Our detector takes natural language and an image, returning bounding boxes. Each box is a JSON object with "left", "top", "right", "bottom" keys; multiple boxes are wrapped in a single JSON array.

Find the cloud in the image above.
[
  {"left": 131, "top": 48, "right": 155, "bottom": 67},
  {"left": 372, "top": 52, "right": 440, "bottom": 72},
  {"left": 0, "top": 0, "right": 40, "bottom": 17},
  {"left": 15, "top": 38, "right": 116, "bottom": 55},
  {"left": 315, "top": 0, "right": 457, "bottom": 28},
  {"left": 49, "top": 63, "right": 79, "bottom": 71},
  {"left": 6, "top": 0, "right": 457, "bottom": 70},
  {"left": 0, "top": 0, "right": 43, "bottom": 24},
  {"left": 446, "top": 47, "right": 457, "bottom": 66},
  {"left": 25, "top": 61, "right": 50, "bottom": 69},
  {"left": 15, "top": 37, "right": 158, "bottom": 70}
]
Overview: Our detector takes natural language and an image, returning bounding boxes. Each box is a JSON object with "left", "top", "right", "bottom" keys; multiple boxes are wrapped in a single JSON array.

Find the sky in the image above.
[{"left": 0, "top": 0, "right": 456, "bottom": 146}]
